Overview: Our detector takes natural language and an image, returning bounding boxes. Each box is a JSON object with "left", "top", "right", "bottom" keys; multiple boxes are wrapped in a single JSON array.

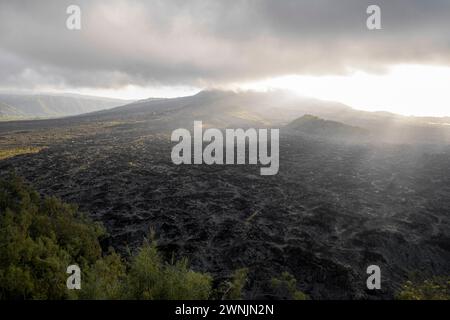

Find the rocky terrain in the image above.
[{"left": 0, "top": 90, "right": 449, "bottom": 299}]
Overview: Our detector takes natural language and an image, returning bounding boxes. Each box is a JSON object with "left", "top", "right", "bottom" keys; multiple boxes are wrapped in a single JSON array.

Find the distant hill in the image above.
[
  {"left": 0, "top": 93, "right": 131, "bottom": 120},
  {"left": 83, "top": 90, "right": 450, "bottom": 144},
  {"left": 286, "top": 114, "right": 369, "bottom": 140},
  {"left": 1, "top": 90, "right": 450, "bottom": 144}
]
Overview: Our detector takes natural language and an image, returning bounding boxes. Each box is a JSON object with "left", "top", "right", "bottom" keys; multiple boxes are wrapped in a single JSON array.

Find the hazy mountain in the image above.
[
  {"left": 0, "top": 93, "right": 131, "bottom": 120},
  {"left": 83, "top": 90, "right": 450, "bottom": 144},
  {"left": 1, "top": 90, "right": 449, "bottom": 144},
  {"left": 286, "top": 114, "right": 370, "bottom": 141}
]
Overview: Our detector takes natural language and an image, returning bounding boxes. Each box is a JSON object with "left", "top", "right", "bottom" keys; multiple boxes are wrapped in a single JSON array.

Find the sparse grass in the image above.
[
  {"left": 396, "top": 276, "right": 450, "bottom": 300},
  {"left": 245, "top": 210, "right": 260, "bottom": 223},
  {"left": 0, "top": 146, "right": 44, "bottom": 160},
  {"left": 0, "top": 117, "right": 25, "bottom": 122},
  {"left": 229, "top": 110, "right": 271, "bottom": 125}
]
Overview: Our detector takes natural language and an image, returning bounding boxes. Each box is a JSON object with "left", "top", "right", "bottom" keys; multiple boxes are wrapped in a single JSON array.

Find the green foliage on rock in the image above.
[
  {"left": 0, "top": 173, "right": 104, "bottom": 299},
  {"left": 218, "top": 267, "right": 249, "bottom": 300},
  {"left": 0, "top": 174, "right": 212, "bottom": 300},
  {"left": 72, "top": 250, "right": 126, "bottom": 300},
  {"left": 270, "top": 272, "right": 309, "bottom": 300},
  {"left": 396, "top": 276, "right": 450, "bottom": 300},
  {"left": 123, "top": 240, "right": 212, "bottom": 299}
]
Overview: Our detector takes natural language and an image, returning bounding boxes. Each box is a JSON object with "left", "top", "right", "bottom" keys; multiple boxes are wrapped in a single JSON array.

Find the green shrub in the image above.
[
  {"left": 72, "top": 250, "right": 126, "bottom": 300},
  {"left": 123, "top": 240, "right": 212, "bottom": 299},
  {"left": 396, "top": 276, "right": 449, "bottom": 300},
  {"left": 271, "top": 272, "right": 309, "bottom": 300},
  {"left": 219, "top": 268, "right": 249, "bottom": 300},
  {"left": 0, "top": 174, "right": 317, "bottom": 301},
  {"left": 0, "top": 174, "right": 212, "bottom": 300},
  {"left": 0, "top": 174, "right": 102, "bottom": 299}
]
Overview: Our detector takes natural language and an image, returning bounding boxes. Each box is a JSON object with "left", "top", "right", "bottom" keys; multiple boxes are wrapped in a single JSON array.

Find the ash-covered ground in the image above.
[{"left": 1, "top": 92, "right": 449, "bottom": 299}]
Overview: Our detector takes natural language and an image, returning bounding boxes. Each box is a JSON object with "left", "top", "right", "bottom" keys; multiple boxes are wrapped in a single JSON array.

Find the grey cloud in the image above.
[{"left": 0, "top": 0, "right": 449, "bottom": 90}]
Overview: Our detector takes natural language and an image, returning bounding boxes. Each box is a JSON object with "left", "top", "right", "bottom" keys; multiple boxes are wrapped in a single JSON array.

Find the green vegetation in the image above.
[
  {"left": 0, "top": 173, "right": 106, "bottom": 299},
  {"left": 0, "top": 173, "right": 320, "bottom": 301},
  {"left": 396, "top": 276, "right": 450, "bottom": 300},
  {"left": 3, "top": 173, "right": 447, "bottom": 301},
  {"left": 217, "top": 268, "right": 249, "bottom": 300},
  {"left": 72, "top": 250, "right": 126, "bottom": 300},
  {"left": 0, "top": 174, "right": 212, "bottom": 300},
  {"left": 121, "top": 240, "right": 212, "bottom": 299},
  {"left": 270, "top": 272, "right": 309, "bottom": 300},
  {"left": 0, "top": 147, "right": 44, "bottom": 160},
  {"left": 0, "top": 173, "right": 213, "bottom": 300},
  {"left": 75, "top": 240, "right": 213, "bottom": 300}
]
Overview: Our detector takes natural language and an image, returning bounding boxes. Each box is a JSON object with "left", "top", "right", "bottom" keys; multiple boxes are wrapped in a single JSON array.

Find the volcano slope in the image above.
[{"left": 0, "top": 91, "right": 449, "bottom": 299}]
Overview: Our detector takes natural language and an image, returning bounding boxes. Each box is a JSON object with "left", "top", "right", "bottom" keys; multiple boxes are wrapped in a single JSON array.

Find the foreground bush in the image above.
[
  {"left": 216, "top": 268, "right": 249, "bottom": 300},
  {"left": 123, "top": 241, "right": 211, "bottom": 299},
  {"left": 271, "top": 272, "right": 309, "bottom": 300},
  {"left": 0, "top": 174, "right": 104, "bottom": 299},
  {"left": 1, "top": 174, "right": 313, "bottom": 300},
  {"left": 0, "top": 174, "right": 211, "bottom": 300},
  {"left": 396, "top": 276, "right": 450, "bottom": 300}
]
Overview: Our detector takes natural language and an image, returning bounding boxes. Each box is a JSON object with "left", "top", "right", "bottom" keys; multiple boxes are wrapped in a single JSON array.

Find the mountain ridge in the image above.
[
  {"left": 1, "top": 90, "right": 450, "bottom": 144},
  {"left": 0, "top": 93, "right": 132, "bottom": 120}
]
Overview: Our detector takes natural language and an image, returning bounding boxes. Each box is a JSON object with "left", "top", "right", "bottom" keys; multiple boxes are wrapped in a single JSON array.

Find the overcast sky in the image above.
[{"left": 1, "top": 0, "right": 450, "bottom": 115}]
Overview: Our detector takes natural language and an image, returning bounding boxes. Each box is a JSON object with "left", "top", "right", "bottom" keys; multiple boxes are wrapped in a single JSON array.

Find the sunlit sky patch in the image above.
[
  {"left": 63, "top": 64, "right": 450, "bottom": 117},
  {"left": 237, "top": 65, "right": 450, "bottom": 117}
]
